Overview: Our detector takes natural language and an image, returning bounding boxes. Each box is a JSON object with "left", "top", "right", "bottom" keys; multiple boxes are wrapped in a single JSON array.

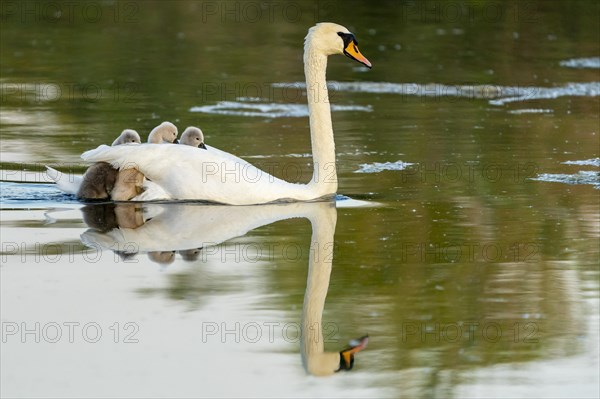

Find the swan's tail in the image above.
[{"left": 45, "top": 166, "right": 82, "bottom": 195}]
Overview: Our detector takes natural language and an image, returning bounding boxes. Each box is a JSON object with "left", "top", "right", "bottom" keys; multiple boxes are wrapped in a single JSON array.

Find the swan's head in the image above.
[
  {"left": 180, "top": 126, "right": 207, "bottom": 149},
  {"left": 179, "top": 248, "right": 202, "bottom": 262},
  {"left": 337, "top": 335, "right": 369, "bottom": 372},
  {"left": 112, "top": 129, "right": 141, "bottom": 146},
  {"left": 304, "top": 334, "right": 369, "bottom": 376},
  {"left": 305, "top": 23, "right": 371, "bottom": 68},
  {"left": 148, "top": 121, "right": 179, "bottom": 144}
]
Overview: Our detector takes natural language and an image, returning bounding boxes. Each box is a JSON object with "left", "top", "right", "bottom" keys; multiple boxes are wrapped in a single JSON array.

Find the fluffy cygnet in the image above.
[
  {"left": 112, "top": 129, "right": 141, "bottom": 146},
  {"left": 179, "top": 126, "right": 207, "bottom": 149},
  {"left": 77, "top": 129, "right": 141, "bottom": 200},
  {"left": 148, "top": 121, "right": 178, "bottom": 143},
  {"left": 112, "top": 122, "right": 180, "bottom": 200}
]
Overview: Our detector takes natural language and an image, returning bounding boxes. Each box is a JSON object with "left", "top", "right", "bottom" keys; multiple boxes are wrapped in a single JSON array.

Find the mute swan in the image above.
[
  {"left": 75, "top": 129, "right": 142, "bottom": 199},
  {"left": 81, "top": 23, "right": 371, "bottom": 205},
  {"left": 180, "top": 126, "right": 207, "bottom": 149}
]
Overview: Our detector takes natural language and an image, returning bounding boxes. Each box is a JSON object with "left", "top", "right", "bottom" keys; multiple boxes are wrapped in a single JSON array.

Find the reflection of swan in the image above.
[
  {"left": 81, "top": 202, "right": 318, "bottom": 252},
  {"left": 301, "top": 201, "right": 369, "bottom": 375},
  {"left": 81, "top": 198, "right": 374, "bottom": 252},
  {"left": 81, "top": 23, "right": 372, "bottom": 204},
  {"left": 81, "top": 199, "right": 369, "bottom": 374}
]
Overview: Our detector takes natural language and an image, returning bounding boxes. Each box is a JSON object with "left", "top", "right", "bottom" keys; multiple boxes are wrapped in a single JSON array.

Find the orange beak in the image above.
[
  {"left": 344, "top": 41, "right": 372, "bottom": 69},
  {"left": 338, "top": 335, "right": 369, "bottom": 371}
]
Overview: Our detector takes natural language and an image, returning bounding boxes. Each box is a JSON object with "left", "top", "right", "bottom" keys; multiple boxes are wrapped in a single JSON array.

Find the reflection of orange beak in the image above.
[
  {"left": 344, "top": 42, "right": 372, "bottom": 69},
  {"left": 338, "top": 335, "right": 369, "bottom": 371}
]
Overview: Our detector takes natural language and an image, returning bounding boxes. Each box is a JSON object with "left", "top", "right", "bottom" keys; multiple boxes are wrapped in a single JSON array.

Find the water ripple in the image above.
[
  {"left": 563, "top": 158, "right": 600, "bottom": 167},
  {"left": 532, "top": 171, "right": 600, "bottom": 189},
  {"left": 509, "top": 109, "right": 553, "bottom": 114},
  {"left": 190, "top": 98, "right": 372, "bottom": 118},
  {"left": 355, "top": 160, "right": 414, "bottom": 174},
  {"left": 273, "top": 81, "right": 600, "bottom": 106},
  {"left": 0, "top": 182, "right": 75, "bottom": 206},
  {"left": 560, "top": 57, "right": 600, "bottom": 69}
]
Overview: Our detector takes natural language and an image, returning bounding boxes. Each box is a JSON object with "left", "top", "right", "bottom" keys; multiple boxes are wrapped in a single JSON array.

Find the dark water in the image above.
[{"left": 1, "top": 1, "right": 599, "bottom": 398}]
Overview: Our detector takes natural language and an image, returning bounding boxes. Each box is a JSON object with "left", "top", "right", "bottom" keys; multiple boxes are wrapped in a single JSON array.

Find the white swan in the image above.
[{"left": 81, "top": 23, "right": 371, "bottom": 205}]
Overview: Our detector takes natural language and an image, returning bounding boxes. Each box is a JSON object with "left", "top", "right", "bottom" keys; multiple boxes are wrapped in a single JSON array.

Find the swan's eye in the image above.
[{"left": 337, "top": 32, "right": 357, "bottom": 47}]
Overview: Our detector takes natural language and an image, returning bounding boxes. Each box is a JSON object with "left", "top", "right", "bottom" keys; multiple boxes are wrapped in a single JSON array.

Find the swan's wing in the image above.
[
  {"left": 134, "top": 180, "right": 172, "bottom": 201},
  {"left": 45, "top": 166, "right": 82, "bottom": 195},
  {"left": 82, "top": 144, "right": 312, "bottom": 204}
]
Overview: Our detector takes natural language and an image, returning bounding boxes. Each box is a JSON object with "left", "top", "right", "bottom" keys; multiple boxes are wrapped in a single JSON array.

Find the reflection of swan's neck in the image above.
[
  {"left": 304, "top": 43, "right": 337, "bottom": 196},
  {"left": 301, "top": 203, "right": 339, "bottom": 376}
]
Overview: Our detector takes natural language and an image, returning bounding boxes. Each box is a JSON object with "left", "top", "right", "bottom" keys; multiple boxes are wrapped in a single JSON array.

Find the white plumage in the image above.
[{"left": 60, "top": 23, "right": 371, "bottom": 204}]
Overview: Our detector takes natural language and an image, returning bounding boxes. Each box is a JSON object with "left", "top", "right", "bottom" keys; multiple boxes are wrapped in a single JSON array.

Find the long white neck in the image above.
[
  {"left": 301, "top": 203, "right": 340, "bottom": 376},
  {"left": 304, "top": 43, "right": 338, "bottom": 196}
]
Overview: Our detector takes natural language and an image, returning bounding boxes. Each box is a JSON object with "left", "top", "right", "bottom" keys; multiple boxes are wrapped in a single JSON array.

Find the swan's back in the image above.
[{"left": 82, "top": 144, "right": 313, "bottom": 204}]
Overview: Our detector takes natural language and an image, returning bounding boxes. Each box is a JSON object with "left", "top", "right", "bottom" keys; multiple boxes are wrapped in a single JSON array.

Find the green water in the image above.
[{"left": 1, "top": 1, "right": 599, "bottom": 398}]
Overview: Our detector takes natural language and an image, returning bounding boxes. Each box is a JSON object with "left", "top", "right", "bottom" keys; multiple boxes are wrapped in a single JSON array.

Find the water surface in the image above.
[{"left": 1, "top": 1, "right": 599, "bottom": 398}]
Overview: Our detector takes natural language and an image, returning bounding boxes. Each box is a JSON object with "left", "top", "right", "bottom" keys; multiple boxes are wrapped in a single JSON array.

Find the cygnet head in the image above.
[
  {"left": 179, "top": 248, "right": 202, "bottom": 262},
  {"left": 148, "top": 251, "right": 176, "bottom": 265},
  {"left": 112, "top": 129, "right": 141, "bottom": 146},
  {"left": 305, "top": 22, "right": 371, "bottom": 68},
  {"left": 180, "top": 127, "right": 207, "bottom": 149},
  {"left": 148, "top": 121, "right": 179, "bottom": 144}
]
